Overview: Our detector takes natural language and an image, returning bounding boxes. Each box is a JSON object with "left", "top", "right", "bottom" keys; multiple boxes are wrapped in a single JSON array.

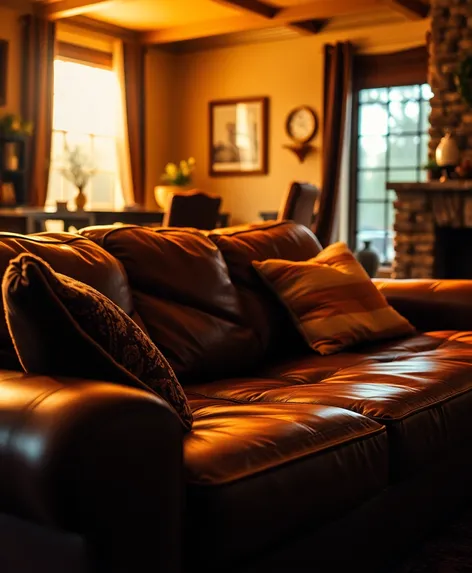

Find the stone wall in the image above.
[{"left": 429, "top": 0, "right": 472, "bottom": 163}]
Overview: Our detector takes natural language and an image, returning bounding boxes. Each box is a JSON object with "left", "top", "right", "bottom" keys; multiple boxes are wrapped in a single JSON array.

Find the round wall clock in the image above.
[{"left": 285, "top": 106, "right": 319, "bottom": 144}]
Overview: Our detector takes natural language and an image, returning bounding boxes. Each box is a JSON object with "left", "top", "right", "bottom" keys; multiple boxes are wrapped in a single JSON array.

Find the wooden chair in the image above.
[
  {"left": 278, "top": 182, "right": 320, "bottom": 229},
  {"left": 163, "top": 190, "right": 222, "bottom": 230}
]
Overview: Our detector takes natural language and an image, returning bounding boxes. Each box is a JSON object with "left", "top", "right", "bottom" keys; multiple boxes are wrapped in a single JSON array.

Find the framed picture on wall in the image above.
[
  {"left": 0, "top": 40, "right": 8, "bottom": 107},
  {"left": 209, "top": 96, "right": 269, "bottom": 176}
]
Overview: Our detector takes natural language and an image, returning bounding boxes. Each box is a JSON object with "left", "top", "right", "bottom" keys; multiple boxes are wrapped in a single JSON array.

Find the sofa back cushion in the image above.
[
  {"left": 0, "top": 232, "right": 137, "bottom": 369},
  {"left": 80, "top": 225, "right": 260, "bottom": 383},
  {"left": 208, "top": 221, "right": 322, "bottom": 354}
]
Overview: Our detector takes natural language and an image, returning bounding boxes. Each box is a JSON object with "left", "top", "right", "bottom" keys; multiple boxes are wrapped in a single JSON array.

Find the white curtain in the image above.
[{"left": 113, "top": 39, "right": 135, "bottom": 207}]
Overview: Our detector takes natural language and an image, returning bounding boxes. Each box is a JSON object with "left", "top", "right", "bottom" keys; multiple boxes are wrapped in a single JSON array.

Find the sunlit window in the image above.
[
  {"left": 47, "top": 59, "right": 124, "bottom": 210},
  {"left": 354, "top": 84, "right": 432, "bottom": 264}
]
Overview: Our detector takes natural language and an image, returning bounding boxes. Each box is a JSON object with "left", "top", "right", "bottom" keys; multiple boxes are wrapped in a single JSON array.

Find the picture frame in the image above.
[
  {"left": 209, "top": 96, "right": 269, "bottom": 177},
  {"left": 0, "top": 40, "right": 8, "bottom": 107}
]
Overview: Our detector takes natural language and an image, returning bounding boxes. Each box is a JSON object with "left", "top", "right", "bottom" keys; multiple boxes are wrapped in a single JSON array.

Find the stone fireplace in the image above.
[{"left": 390, "top": 181, "right": 472, "bottom": 279}]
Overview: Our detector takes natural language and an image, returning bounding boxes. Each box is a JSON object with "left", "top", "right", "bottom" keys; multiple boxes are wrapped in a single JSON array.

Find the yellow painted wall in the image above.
[
  {"left": 148, "top": 18, "right": 429, "bottom": 225},
  {"left": 0, "top": 6, "right": 24, "bottom": 115}
]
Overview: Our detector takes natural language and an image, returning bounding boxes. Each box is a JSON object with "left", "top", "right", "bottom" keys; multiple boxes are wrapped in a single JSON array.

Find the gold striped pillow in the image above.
[{"left": 253, "top": 242, "right": 415, "bottom": 355}]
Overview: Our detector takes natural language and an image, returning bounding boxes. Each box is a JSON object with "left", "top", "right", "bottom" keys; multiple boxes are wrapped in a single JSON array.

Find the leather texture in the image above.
[
  {"left": 163, "top": 190, "right": 221, "bottom": 229},
  {"left": 209, "top": 221, "right": 322, "bottom": 356},
  {"left": 278, "top": 181, "right": 320, "bottom": 229},
  {"left": 374, "top": 278, "right": 472, "bottom": 331},
  {"left": 79, "top": 225, "right": 260, "bottom": 382},
  {"left": 0, "top": 371, "right": 184, "bottom": 573},
  {"left": 0, "top": 232, "right": 141, "bottom": 368}
]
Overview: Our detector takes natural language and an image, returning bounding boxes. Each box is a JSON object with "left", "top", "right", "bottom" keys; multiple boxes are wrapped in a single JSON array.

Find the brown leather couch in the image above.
[{"left": 2, "top": 220, "right": 472, "bottom": 573}]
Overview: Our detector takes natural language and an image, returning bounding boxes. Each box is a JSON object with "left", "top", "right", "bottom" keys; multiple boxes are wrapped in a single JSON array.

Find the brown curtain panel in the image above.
[
  {"left": 123, "top": 41, "right": 146, "bottom": 206},
  {"left": 315, "top": 42, "right": 354, "bottom": 247},
  {"left": 21, "top": 15, "right": 56, "bottom": 207}
]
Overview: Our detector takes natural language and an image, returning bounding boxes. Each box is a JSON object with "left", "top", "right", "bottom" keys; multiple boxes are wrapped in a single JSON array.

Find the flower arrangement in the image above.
[
  {"left": 0, "top": 113, "right": 33, "bottom": 137},
  {"left": 161, "top": 157, "right": 196, "bottom": 186},
  {"left": 60, "top": 145, "right": 96, "bottom": 191}
]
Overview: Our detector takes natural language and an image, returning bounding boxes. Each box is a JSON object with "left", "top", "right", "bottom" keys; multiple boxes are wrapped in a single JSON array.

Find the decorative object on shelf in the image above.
[
  {"left": 424, "top": 158, "right": 442, "bottom": 181},
  {"left": 154, "top": 157, "right": 196, "bottom": 209},
  {"left": 0, "top": 113, "right": 33, "bottom": 137},
  {"left": 209, "top": 97, "right": 269, "bottom": 176},
  {"left": 455, "top": 56, "right": 472, "bottom": 108},
  {"left": 0, "top": 40, "right": 8, "bottom": 107},
  {"left": 55, "top": 200, "right": 68, "bottom": 211},
  {"left": 0, "top": 182, "right": 15, "bottom": 205},
  {"left": 436, "top": 130, "right": 460, "bottom": 181},
  {"left": 60, "top": 145, "right": 96, "bottom": 211},
  {"left": 355, "top": 241, "right": 380, "bottom": 278},
  {"left": 284, "top": 105, "right": 318, "bottom": 163},
  {"left": 455, "top": 158, "right": 472, "bottom": 180}
]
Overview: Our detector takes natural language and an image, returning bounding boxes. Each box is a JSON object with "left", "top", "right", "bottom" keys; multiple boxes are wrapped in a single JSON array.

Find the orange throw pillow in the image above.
[{"left": 253, "top": 242, "right": 414, "bottom": 355}]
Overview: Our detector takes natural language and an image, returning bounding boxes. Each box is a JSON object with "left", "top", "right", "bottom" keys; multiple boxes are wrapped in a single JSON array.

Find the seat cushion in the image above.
[
  {"left": 184, "top": 393, "right": 387, "bottom": 566},
  {"left": 3, "top": 253, "right": 193, "bottom": 430},
  {"left": 191, "top": 332, "right": 472, "bottom": 479},
  {"left": 0, "top": 232, "right": 139, "bottom": 370},
  {"left": 209, "top": 221, "right": 322, "bottom": 356},
  {"left": 253, "top": 242, "right": 414, "bottom": 355},
  {"left": 79, "top": 225, "right": 260, "bottom": 383}
]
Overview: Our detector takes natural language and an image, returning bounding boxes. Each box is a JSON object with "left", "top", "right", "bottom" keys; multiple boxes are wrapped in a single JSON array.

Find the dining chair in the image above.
[
  {"left": 163, "top": 190, "right": 222, "bottom": 230},
  {"left": 278, "top": 182, "right": 321, "bottom": 229}
]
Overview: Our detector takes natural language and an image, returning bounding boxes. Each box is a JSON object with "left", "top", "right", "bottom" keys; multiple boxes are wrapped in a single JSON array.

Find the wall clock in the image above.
[{"left": 284, "top": 106, "right": 319, "bottom": 163}]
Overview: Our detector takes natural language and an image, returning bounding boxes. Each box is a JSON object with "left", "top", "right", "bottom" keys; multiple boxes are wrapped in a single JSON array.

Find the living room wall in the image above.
[
  {"left": 0, "top": 6, "right": 24, "bottom": 115},
  {"left": 147, "top": 18, "right": 429, "bottom": 225}
]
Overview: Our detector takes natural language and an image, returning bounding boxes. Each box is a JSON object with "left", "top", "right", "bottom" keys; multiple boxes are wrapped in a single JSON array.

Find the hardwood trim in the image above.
[
  {"left": 211, "top": 0, "right": 281, "bottom": 19},
  {"left": 141, "top": 0, "right": 382, "bottom": 44},
  {"left": 385, "top": 0, "right": 429, "bottom": 20},
  {"left": 348, "top": 88, "right": 360, "bottom": 252},
  {"left": 39, "top": 0, "right": 115, "bottom": 20},
  {"left": 208, "top": 96, "right": 269, "bottom": 177},
  {"left": 65, "top": 15, "right": 140, "bottom": 41},
  {"left": 290, "top": 19, "right": 329, "bottom": 35},
  {"left": 56, "top": 41, "right": 113, "bottom": 68}
]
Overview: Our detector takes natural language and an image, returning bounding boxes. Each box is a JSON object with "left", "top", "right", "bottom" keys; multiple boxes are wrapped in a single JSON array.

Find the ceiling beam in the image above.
[
  {"left": 38, "top": 0, "right": 115, "bottom": 20},
  {"left": 290, "top": 19, "right": 329, "bottom": 36},
  {"left": 212, "top": 0, "right": 281, "bottom": 19},
  {"left": 142, "top": 0, "right": 383, "bottom": 44},
  {"left": 384, "top": 0, "right": 429, "bottom": 20}
]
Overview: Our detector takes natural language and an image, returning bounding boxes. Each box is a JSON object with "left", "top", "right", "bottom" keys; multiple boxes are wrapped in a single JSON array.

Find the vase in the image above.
[
  {"left": 154, "top": 185, "right": 190, "bottom": 210},
  {"left": 355, "top": 241, "right": 380, "bottom": 278},
  {"left": 3, "top": 142, "right": 18, "bottom": 171},
  {"left": 436, "top": 131, "right": 460, "bottom": 180},
  {"left": 75, "top": 187, "right": 86, "bottom": 210}
]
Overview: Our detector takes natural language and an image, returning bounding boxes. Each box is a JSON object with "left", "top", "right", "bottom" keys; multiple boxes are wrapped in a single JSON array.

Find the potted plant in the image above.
[
  {"left": 424, "top": 158, "right": 442, "bottom": 181},
  {"left": 60, "top": 145, "right": 96, "bottom": 210},
  {"left": 154, "top": 157, "right": 196, "bottom": 209}
]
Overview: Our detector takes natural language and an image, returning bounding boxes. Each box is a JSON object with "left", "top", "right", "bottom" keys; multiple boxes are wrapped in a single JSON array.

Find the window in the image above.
[
  {"left": 47, "top": 52, "right": 124, "bottom": 210},
  {"left": 354, "top": 83, "right": 432, "bottom": 263}
]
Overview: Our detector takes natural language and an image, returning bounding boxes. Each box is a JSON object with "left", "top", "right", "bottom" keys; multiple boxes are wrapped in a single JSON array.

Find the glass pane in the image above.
[
  {"left": 421, "top": 84, "right": 433, "bottom": 100},
  {"left": 91, "top": 172, "right": 114, "bottom": 206},
  {"left": 51, "top": 131, "right": 66, "bottom": 166},
  {"left": 359, "top": 103, "right": 388, "bottom": 135},
  {"left": 358, "top": 170, "right": 387, "bottom": 200},
  {"left": 389, "top": 100, "right": 420, "bottom": 133},
  {"left": 359, "top": 88, "right": 389, "bottom": 104},
  {"left": 93, "top": 137, "right": 116, "bottom": 171},
  {"left": 358, "top": 136, "right": 387, "bottom": 168},
  {"left": 389, "top": 85, "right": 421, "bottom": 101},
  {"left": 388, "top": 169, "right": 419, "bottom": 182},
  {"left": 390, "top": 135, "right": 420, "bottom": 168},
  {"left": 420, "top": 100, "right": 431, "bottom": 132},
  {"left": 357, "top": 202, "right": 386, "bottom": 234},
  {"left": 420, "top": 134, "right": 429, "bottom": 166}
]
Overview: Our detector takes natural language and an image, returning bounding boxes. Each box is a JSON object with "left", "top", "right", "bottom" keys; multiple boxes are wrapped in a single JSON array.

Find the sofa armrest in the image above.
[
  {"left": 0, "top": 371, "right": 184, "bottom": 573},
  {"left": 373, "top": 279, "right": 472, "bottom": 332}
]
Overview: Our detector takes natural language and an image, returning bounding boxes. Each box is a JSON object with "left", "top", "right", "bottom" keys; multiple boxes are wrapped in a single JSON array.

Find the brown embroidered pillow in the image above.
[{"left": 2, "top": 253, "right": 193, "bottom": 431}]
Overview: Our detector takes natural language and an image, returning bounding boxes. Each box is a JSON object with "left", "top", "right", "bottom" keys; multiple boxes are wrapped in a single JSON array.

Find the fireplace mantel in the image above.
[{"left": 388, "top": 181, "right": 472, "bottom": 279}]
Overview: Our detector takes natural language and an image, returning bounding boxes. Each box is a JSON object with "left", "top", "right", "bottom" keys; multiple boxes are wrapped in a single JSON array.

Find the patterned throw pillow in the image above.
[
  {"left": 253, "top": 242, "right": 415, "bottom": 355},
  {"left": 2, "top": 253, "right": 193, "bottom": 431}
]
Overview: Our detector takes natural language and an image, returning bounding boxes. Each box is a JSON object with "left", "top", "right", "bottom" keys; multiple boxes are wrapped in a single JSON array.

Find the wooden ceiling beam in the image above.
[
  {"left": 38, "top": 0, "right": 116, "bottom": 20},
  {"left": 211, "top": 0, "right": 281, "bottom": 19},
  {"left": 142, "top": 0, "right": 383, "bottom": 44},
  {"left": 289, "top": 19, "right": 329, "bottom": 36},
  {"left": 384, "top": 0, "right": 429, "bottom": 20}
]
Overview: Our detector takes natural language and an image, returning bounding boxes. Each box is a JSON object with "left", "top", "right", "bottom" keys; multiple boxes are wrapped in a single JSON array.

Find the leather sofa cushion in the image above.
[
  {"left": 3, "top": 254, "right": 193, "bottom": 430},
  {"left": 209, "top": 221, "right": 322, "bottom": 356},
  {"left": 191, "top": 331, "right": 472, "bottom": 479},
  {"left": 79, "top": 225, "right": 260, "bottom": 382},
  {"left": 184, "top": 393, "right": 387, "bottom": 565},
  {"left": 0, "top": 232, "right": 137, "bottom": 370}
]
